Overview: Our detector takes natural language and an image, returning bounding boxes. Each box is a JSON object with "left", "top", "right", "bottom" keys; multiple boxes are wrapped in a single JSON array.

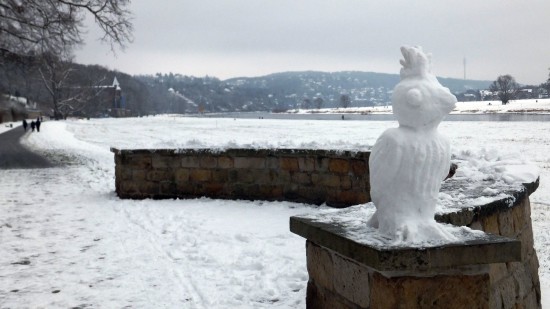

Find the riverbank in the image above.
[{"left": 286, "top": 98, "right": 550, "bottom": 115}]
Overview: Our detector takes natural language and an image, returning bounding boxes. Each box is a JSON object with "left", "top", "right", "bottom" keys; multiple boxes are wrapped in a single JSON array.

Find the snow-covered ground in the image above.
[
  {"left": 289, "top": 98, "right": 550, "bottom": 115},
  {"left": 1, "top": 116, "right": 549, "bottom": 307}
]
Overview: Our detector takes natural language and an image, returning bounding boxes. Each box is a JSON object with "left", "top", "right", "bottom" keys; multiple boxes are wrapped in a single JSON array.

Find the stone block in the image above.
[
  {"left": 189, "top": 169, "right": 211, "bottom": 182},
  {"left": 276, "top": 170, "right": 291, "bottom": 183},
  {"left": 522, "top": 289, "right": 538, "bottom": 309},
  {"left": 498, "top": 208, "right": 515, "bottom": 237},
  {"left": 328, "top": 158, "right": 350, "bottom": 174},
  {"left": 319, "top": 174, "right": 340, "bottom": 188},
  {"left": 512, "top": 201, "right": 527, "bottom": 234},
  {"left": 315, "top": 157, "right": 330, "bottom": 172},
  {"left": 234, "top": 157, "right": 266, "bottom": 169},
  {"left": 218, "top": 156, "right": 234, "bottom": 169},
  {"left": 147, "top": 170, "right": 172, "bottom": 182},
  {"left": 175, "top": 169, "right": 190, "bottom": 182},
  {"left": 298, "top": 157, "right": 315, "bottom": 172},
  {"left": 132, "top": 169, "right": 147, "bottom": 181},
  {"left": 280, "top": 157, "right": 299, "bottom": 172},
  {"left": 211, "top": 170, "right": 228, "bottom": 182},
  {"left": 127, "top": 155, "right": 152, "bottom": 169},
  {"left": 116, "top": 168, "right": 131, "bottom": 181},
  {"left": 259, "top": 185, "right": 283, "bottom": 198},
  {"left": 332, "top": 252, "right": 370, "bottom": 308},
  {"left": 266, "top": 156, "right": 279, "bottom": 169},
  {"left": 526, "top": 253, "right": 541, "bottom": 298},
  {"left": 370, "top": 272, "right": 490, "bottom": 309},
  {"left": 489, "top": 263, "right": 509, "bottom": 285},
  {"left": 152, "top": 155, "right": 180, "bottom": 169},
  {"left": 200, "top": 156, "right": 218, "bottom": 168},
  {"left": 176, "top": 182, "right": 194, "bottom": 195},
  {"left": 511, "top": 263, "right": 533, "bottom": 299},
  {"left": 340, "top": 177, "right": 352, "bottom": 190},
  {"left": 350, "top": 159, "right": 368, "bottom": 176},
  {"left": 181, "top": 156, "right": 200, "bottom": 168},
  {"left": 306, "top": 241, "right": 334, "bottom": 291},
  {"left": 292, "top": 172, "right": 312, "bottom": 185},
  {"left": 306, "top": 280, "right": 356, "bottom": 309},
  {"left": 469, "top": 220, "right": 483, "bottom": 231},
  {"left": 203, "top": 183, "right": 225, "bottom": 195},
  {"left": 120, "top": 181, "right": 139, "bottom": 195},
  {"left": 517, "top": 225, "right": 534, "bottom": 260},
  {"left": 482, "top": 213, "right": 500, "bottom": 235},
  {"left": 159, "top": 181, "right": 176, "bottom": 196},
  {"left": 498, "top": 275, "right": 517, "bottom": 309},
  {"left": 234, "top": 169, "right": 257, "bottom": 183}
]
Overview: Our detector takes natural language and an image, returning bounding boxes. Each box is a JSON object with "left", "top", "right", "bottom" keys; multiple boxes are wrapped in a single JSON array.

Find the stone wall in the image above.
[
  {"left": 112, "top": 147, "right": 541, "bottom": 308},
  {"left": 111, "top": 148, "right": 370, "bottom": 207},
  {"left": 302, "top": 183, "right": 541, "bottom": 309}
]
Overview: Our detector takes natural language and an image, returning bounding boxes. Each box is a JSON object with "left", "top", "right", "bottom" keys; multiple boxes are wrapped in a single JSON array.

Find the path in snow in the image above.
[{"left": 0, "top": 127, "right": 53, "bottom": 169}]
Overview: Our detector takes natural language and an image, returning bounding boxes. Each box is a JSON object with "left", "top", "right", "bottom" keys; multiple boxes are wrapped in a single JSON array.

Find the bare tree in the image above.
[
  {"left": 314, "top": 97, "right": 324, "bottom": 109},
  {"left": 38, "top": 53, "right": 106, "bottom": 119},
  {"left": 490, "top": 75, "right": 519, "bottom": 104},
  {"left": 0, "top": 0, "right": 133, "bottom": 59},
  {"left": 340, "top": 94, "right": 351, "bottom": 108},
  {"left": 302, "top": 97, "right": 311, "bottom": 109}
]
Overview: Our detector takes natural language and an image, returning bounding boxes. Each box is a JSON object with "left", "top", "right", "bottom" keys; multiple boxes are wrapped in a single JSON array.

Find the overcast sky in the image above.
[{"left": 75, "top": 0, "right": 550, "bottom": 85}]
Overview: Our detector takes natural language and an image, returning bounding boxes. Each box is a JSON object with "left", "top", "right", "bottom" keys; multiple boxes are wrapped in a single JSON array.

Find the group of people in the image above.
[{"left": 22, "top": 117, "right": 43, "bottom": 132}]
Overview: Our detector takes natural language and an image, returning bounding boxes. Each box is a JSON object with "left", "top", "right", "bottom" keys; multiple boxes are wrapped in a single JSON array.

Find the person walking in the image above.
[
  {"left": 30, "top": 121, "right": 35, "bottom": 132},
  {"left": 35, "top": 117, "right": 41, "bottom": 132},
  {"left": 22, "top": 119, "right": 27, "bottom": 131}
]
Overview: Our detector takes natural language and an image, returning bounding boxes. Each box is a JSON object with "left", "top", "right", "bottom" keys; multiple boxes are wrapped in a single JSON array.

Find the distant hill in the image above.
[
  {"left": 135, "top": 71, "right": 492, "bottom": 113},
  {"left": 1, "top": 55, "right": 493, "bottom": 116}
]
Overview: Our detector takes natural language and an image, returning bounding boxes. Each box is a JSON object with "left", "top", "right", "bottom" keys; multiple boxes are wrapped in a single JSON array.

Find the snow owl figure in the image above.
[{"left": 368, "top": 46, "right": 457, "bottom": 242}]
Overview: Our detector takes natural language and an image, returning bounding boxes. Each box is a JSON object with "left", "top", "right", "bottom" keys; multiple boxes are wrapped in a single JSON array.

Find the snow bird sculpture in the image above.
[{"left": 367, "top": 46, "right": 458, "bottom": 242}]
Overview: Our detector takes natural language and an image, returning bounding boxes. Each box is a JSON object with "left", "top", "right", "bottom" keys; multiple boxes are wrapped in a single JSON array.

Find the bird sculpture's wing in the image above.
[{"left": 369, "top": 129, "right": 403, "bottom": 206}]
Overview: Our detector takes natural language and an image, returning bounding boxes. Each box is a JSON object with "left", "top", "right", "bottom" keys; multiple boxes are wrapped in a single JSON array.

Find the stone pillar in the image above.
[{"left": 290, "top": 201, "right": 535, "bottom": 309}]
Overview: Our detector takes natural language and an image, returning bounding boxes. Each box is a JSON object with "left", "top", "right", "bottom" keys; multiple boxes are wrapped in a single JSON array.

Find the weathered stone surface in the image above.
[
  {"left": 498, "top": 208, "right": 515, "bottom": 237},
  {"left": 291, "top": 172, "right": 311, "bottom": 185},
  {"left": 291, "top": 214, "right": 522, "bottom": 272},
  {"left": 350, "top": 159, "right": 368, "bottom": 176},
  {"left": 199, "top": 156, "right": 217, "bottom": 168},
  {"left": 315, "top": 157, "right": 330, "bottom": 172},
  {"left": 132, "top": 169, "right": 147, "bottom": 181},
  {"left": 266, "top": 156, "right": 279, "bottom": 169},
  {"left": 152, "top": 155, "right": 180, "bottom": 169},
  {"left": 218, "top": 156, "right": 234, "bottom": 169},
  {"left": 371, "top": 272, "right": 490, "bottom": 309},
  {"left": 298, "top": 157, "right": 315, "bottom": 172},
  {"left": 126, "top": 155, "right": 152, "bottom": 169},
  {"left": 512, "top": 199, "right": 528, "bottom": 233},
  {"left": 279, "top": 157, "right": 299, "bottom": 172},
  {"left": 332, "top": 251, "right": 370, "bottom": 308},
  {"left": 189, "top": 169, "right": 211, "bottom": 182},
  {"left": 175, "top": 169, "right": 190, "bottom": 182},
  {"left": 306, "top": 241, "right": 334, "bottom": 291},
  {"left": 234, "top": 157, "right": 265, "bottom": 169},
  {"left": 307, "top": 280, "right": 358, "bottom": 309},
  {"left": 489, "top": 263, "right": 509, "bottom": 285},
  {"left": 181, "top": 156, "right": 200, "bottom": 168},
  {"left": 147, "top": 170, "right": 172, "bottom": 182},
  {"left": 482, "top": 213, "right": 500, "bottom": 234},
  {"left": 498, "top": 275, "right": 517, "bottom": 309},
  {"left": 328, "top": 158, "right": 350, "bottom": 174}
]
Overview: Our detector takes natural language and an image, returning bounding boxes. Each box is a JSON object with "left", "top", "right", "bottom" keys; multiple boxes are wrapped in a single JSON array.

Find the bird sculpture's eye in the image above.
[{"left": 407, "top": 88, "right": 423, "bottom": 107}]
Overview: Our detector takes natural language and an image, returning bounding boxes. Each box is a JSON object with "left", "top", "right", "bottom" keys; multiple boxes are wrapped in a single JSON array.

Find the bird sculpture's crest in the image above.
[{"left": 399, "top": 46, "right": 433, "bottom": 79}]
